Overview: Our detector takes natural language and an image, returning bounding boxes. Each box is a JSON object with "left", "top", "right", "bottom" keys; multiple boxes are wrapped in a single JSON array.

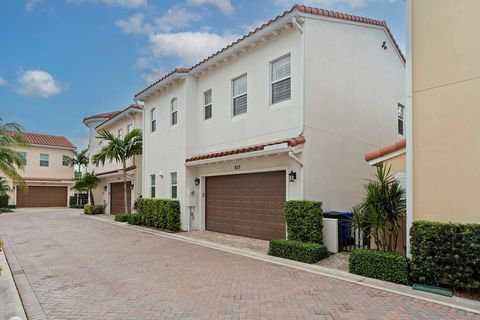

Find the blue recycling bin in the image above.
[{"left": 323, "top": 211, "right": 353, "bottom": 242}]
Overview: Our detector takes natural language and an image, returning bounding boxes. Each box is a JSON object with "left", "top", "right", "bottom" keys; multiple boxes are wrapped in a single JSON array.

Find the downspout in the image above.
[{"left": 292, "top": 15, "right": 305, "bottom": 200}]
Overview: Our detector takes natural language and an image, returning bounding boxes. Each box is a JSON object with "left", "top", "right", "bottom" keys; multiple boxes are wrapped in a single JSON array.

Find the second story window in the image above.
[
  {"left": 150, "top": 174, "right": 156, "bottom": 198},
  {"left": 127, "top": 124, "right": 133, "bottom": 133},
  {"left": 271, "top": 55, "right": 291, "bottom": 104},
  {"left": 204, "top": 89, "right": 212, "bottom": 120},
  {"left": 171, "top": 98, "right": 178, "bottom": 126},
  {"left": 398, "top": 103, "right": 405, "bottom": 135},
  {"left": 117, "top": 128, "right": 123, "bottom": 139},
  {"left": 170, "top": 172, "right": 177, "bottom": 199},
  {"left": 150, "top": 108, "right": 156, "bottom": 133},
  {"left": 232, "top": 74, "right": 247, "bottom": 116},
  {"left": 18, "top": 152, "right": 27, "bottom": 166},
  {"left": 62, "top": 155, "right": 69, "bottom": 166},
  {"left": 40, "top": 153, "right": 49, "bottom": 167}
]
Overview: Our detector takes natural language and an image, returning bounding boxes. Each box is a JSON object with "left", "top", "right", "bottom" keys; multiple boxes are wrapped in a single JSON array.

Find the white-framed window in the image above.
[
  {"left": 150, "top": 108, "right": 156, "bottom": 133},
  {"left": 232, "top": 74, "right": 247, "bottom": 116},
  {"left": 204, "top": 89, "right": 212, "bottom": 120},
  {"left": 271, "top": 55, "right": 291, "bottom": 104},
  {"left": 127, "top": 124, "right": 133, "bottom": 133},
  {"left": 398, "top": 103, "right": 405, "bottom": 135},
  {"left": 150, "top": 174, "right": 156, "bottom": 198},
  {"left": 40, "top": 153, "right": 49, "bottom": 167},
  {"left": 170, "top": 172, "right": 177, "bottom": 199},
  {"left": 62, "top": 155, "right": 69, "bottom": 166},
  {"left": 171, "top": 98, "right": 178, "bottom": 126},
  {"left": 18, "top": 151, "right": 27, "bottom": 166},
  {"left": 117, "top": 128, "right": 123, "bottom": 139}
]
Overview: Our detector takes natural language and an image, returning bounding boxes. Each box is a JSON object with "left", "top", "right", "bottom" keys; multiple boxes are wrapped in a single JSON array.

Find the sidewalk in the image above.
[{"left": 0, "top": 247, "right": 27, "bottom": 320}]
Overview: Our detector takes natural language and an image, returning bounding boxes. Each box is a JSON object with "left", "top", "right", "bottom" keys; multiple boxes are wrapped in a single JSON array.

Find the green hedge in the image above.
[
  {"left": 349, "top": 248, "right": 409, "bottom": 284},
  {"left": 137, "top": 198, "right": 181, "bottom": 231},
  {"left": 269, "top": 240, "right": 328, "bottom": 264},
  {"left": 115, "top": 213, "right": 129, "bottom": 222},
  {"left": 0, "top": 207, "right": 13, "bottom": 213},
  {"left": 127, "top": 213, "right": 143, "bottom": 225},
  {"left": 70, "top": 204, "right": 84, "bottom": 209},
  {"left": 285, "top": 200, "right": 323, "bottom": 243},
  {"left": 83, "top": 205, "right": 105, "bottom": 215},
  {"left": 0, "top": 195, "right": 9, "bottom": 208},
  {"left": 410, "top": 221, "right": 480, "bottom": 290}
]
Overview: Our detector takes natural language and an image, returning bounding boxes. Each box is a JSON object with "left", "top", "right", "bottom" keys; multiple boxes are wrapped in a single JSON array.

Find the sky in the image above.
[{"left": 0, "top": 0, "right": 405, "bottom": 149}]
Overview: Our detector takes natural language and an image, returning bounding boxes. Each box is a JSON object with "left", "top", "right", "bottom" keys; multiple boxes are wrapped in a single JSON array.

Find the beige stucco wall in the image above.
[
  {"left": 412, "top": 0, "right": 480, "bottom": 223},
  {"left": 382, "top": 152, "right": 406, "bottom": 176}
]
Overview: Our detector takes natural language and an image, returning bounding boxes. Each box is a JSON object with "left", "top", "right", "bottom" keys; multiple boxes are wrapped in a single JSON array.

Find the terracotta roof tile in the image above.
[
  {"left": 135, "top": 4, "right": 404, "bottom": 98},
  {"left": 7, "top": 131, "right": 75, "bottom": 149},
  {"left": 23, "top": 177, "right": 74, "bottom": 182},
  {"left": 96, "top": 165, "right": 136, "bottom": 177},
  {"left": 186, "top": 136, "right": 306, "bottom": 163},
  {"left": 365, "top": 139, "right": 406, "bottom": 162},
  {"left": 95, "top": 104, "right": 143, "bottom": 129},
  {"left": 83, "top": 111, "right": 121, "bottom": 122}
]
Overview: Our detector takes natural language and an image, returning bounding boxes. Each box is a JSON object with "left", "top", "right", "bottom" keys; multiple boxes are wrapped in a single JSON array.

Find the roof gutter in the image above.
[{"left": 292, "top": 14, "right": 305, "bottom": 139}]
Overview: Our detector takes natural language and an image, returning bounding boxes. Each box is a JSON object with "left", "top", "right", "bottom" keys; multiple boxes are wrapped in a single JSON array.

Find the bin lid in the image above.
[{"left": 323, "top": 211, "right": 343, "bottom": 219}]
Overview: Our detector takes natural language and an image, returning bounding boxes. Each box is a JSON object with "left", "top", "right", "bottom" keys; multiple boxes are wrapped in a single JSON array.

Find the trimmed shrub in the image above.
[
  {"left": 410, "top": 221, "right": 480, "bottom": 290},
  {"left": 269, "top": 239, "right": 328, "bottom": 264},
  {"left": 137, "top": 198, "right": 181, "bottom": 231},
  {"left": 284, "top": 200, "right": 323, "bottom": 243},
  {"left": 0, "top": 207, "right": 13, "bottom": 213},
  {"left": 83, "top": 204, "right": 92, "bottom": 215},
  {"left": 70, "top": 204, "right": 84, "bottom": 209},
  {"left": 349, "top": 248, "right": 409, "bottom": 284},
  {"left": 0, "top": 195, "right": 9, "bottom": 208},
  {"left": 127, "top": 213, "right": 143, "bottom": 225},
  {"left": 115, "top": 213, "right": 129, "bottom": 222},
  {"left": 6, "top": 205, "right": 16, "bottom": 209}
]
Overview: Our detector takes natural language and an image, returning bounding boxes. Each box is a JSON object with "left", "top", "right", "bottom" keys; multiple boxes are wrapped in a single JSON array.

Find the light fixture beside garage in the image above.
[
  {"left": 194, "top": 177, "right": 200, "bottom": 186},
  {"left": 288, "top": 170, "right": 297, "bottom": 182}
]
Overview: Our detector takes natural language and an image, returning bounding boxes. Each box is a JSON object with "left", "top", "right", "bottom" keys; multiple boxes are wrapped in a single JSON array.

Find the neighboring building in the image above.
[
  {"left": 2, "top": 131, "right": 76, "bottom": 207},
  {"left": 83, "top": 104, "right": 143, "bottom": 214},
  {"left": 135, "top": 5, "right": 405, "bottom": 240},
  {"left": 406, "top": 0, "right": 480, "bottom": 229},
  {"left": 365, "top": 139, "right": 406, "bottom": 187}
]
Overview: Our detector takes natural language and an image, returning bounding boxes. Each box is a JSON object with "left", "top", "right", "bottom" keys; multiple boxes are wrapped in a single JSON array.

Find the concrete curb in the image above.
[
  {"left": 85, "top": 214, "right": 480, "bottom": 315},
  {"left": 0, "top": 233, "right": 48, "bottom": 320},
  {"left": 0, "top": 248, "right": 27, "bottom": 320}
]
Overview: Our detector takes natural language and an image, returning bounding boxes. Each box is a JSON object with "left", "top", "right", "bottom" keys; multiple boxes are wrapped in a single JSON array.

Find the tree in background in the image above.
[
  {"left": 66, "top": 148, "right": 90, "bottom": 205},
  {"left": 92, "top": 129, "right": 142, "bottom": 213},
  {"left": 73, "top": 172, "right": 98, "bottom": 206},
  {"left": 0, "top": 118, "right": 26, "bottom": 190}
]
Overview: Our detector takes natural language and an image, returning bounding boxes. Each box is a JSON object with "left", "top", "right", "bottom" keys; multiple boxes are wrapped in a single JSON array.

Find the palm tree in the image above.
[
  {"left": 0, "top": 177, "right": 12, "bottom": 196},
  {"left": 73, "top": 172, "right": 98, "bottom": 205},
  {"left": 66, "top": 148, "right": 90, "bottom": 205},
  {"left": 0, "top": 118, "right": 26, "bottom": 190},
  {"left": 92, "top": 129, "right": 142, "bottom": 213}
]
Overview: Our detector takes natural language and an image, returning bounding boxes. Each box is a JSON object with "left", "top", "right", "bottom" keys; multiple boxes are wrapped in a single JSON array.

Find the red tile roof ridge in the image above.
[
  {"left": 6, "top": 131, "right": 75, "bottom": 149},
  {"left": 95, "top": 165, "right": 137, "bottom": 177},
  {"left": 95, "top": 104, "right": 144, "bottom": 129},
  {"left": 365, "top": 139, "right": 406, "bottom": 162}
]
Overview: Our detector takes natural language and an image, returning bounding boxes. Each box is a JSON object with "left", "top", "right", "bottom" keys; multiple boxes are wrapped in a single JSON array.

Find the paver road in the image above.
[{"left": 0, "top": 209, "right": 478, "bottom": 320}]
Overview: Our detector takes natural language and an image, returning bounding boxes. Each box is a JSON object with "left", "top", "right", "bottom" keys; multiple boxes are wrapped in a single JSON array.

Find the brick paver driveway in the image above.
[{"left": 0, "top": 209, "right": 478, "bottom": 320}]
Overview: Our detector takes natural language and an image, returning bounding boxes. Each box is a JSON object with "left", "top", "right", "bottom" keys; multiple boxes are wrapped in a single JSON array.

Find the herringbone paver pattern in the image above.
[{"left": 0, "top": 209, "right": 478, "bottom": 320}]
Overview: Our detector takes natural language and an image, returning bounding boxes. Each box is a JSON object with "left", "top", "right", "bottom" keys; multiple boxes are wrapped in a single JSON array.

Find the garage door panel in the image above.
[
  {"left": 17, "top": 186, "right": 67, "bottom": 208},
  {"left": 206, "top": 171, "right": 286, "bottom": 240},
  {"left": 110, "top": 182, "right": 132, "bottom": 214}
]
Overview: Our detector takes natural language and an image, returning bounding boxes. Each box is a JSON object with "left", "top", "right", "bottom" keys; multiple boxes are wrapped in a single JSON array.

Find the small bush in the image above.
[
  {"left": 127, "top": 213, "right": 143, "bottom": 225},
  {"left": 0, "top": 195, "right": 8, "bottom": 208},
  {"left": 83, "top": 204, "right": 92, "bottom": 215},
  {"left": 137, "top": 198, "right": 181, "bottom": 231},
  {"left": 410, "top": 221, "right": 480, "bottom": 290},
  {"left": 0, "top": 208, "right": 13, "bottom": 213},
  {"left": 285, "top": 200, "right": 323, "bottom": 243},
  {"left": 70, "top": 204, "right": 84, "bottom": 209},
  {"left": 349, "top": 248, "right": 409, "bottom": 284},
  {"left": 6, "top": 205, "right": 16, "bottom": 209},
  {"left": 115, "top": 213, "right": 128, "bottom": 222},
  {"left": 269, "top": 240, "right": 328, "bottom": 264}
]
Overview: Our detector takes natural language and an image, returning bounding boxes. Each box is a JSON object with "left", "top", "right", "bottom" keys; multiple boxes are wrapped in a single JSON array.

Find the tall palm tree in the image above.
[
  {"left": 66, "top": 148, "right": 89, "bottom": 175},
  {"left": 0, "top": 177, "right": 12, "bottom": 196},
  {"left": 0, "top": 118, "right": 26, "bottom": 189},
  {"left": 92, "top": 128, "right": 142, "bottom": 213}
]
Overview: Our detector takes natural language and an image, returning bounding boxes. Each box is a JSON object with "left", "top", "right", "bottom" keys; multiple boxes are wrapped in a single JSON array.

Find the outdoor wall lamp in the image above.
[
  {"left": 288, "top": 170, "right": 297, "bottom": 182},
  {"left": 130, "top": 183, "right": 135, "bottom": 190},
  {"left": 103, "top": 185, "right": 107, "bottom": 191},
  {"left": 194, "top": 177, "right": 200, "bottom": 186}
]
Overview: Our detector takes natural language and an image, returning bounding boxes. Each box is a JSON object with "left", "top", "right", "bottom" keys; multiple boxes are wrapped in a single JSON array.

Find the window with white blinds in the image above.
[
  {"left": 232, "top": 74, "right": 247, "bottom": 116},
  {"left": 171, "top": 98, "right": 178, "bottom": 125},
  {"left": 204, "top": 89, "right": 212, "bottom": 120},
  {"left": 271, "top": 55, "right": 291, "bottom": 104}
]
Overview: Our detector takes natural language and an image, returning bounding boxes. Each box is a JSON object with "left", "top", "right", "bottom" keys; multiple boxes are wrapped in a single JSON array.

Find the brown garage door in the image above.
[
  {"left": 17, "top": 186, "right": 68, "bottom": 208},
  {"left": 206, "top": 171, "right": 286, "bottom": 240},
  {"left": 110, "top": 181, "right": 132, "bottom": 214}
]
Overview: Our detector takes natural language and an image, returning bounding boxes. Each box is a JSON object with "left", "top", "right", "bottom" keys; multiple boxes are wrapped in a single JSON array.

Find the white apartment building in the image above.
[{"left": 135, "top": 5, "right": 405, "bottom": 240}]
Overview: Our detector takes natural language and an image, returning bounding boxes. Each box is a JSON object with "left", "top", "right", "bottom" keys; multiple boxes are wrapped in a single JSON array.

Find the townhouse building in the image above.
[
  {"left": 83, "top": 104, "right": 143, "bottom": 214},
  {"left": 135, "top": 5, "right": 405, "bottom": 240}
]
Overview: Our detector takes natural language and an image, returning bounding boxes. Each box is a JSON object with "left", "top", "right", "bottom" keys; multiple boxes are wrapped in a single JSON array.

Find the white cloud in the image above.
[
  {"left": 187, "top": 0, "right": 234, "bottom": 15},
  {"left": 25, "top": 0, "right": 41, "bottom": 11},
  {"left": 115, "top": 14, "right": 148, "bottom": 34},
  {"left": 0, "top": 76, "right": 6, "bottom": 86},
  {"left": 155, "top": 7, "right": 201, "bottom": 32},
  {"left": 148, "top": 31, "right": 238, "bottom": 65},
  {"left": 16, "top": 70, "right": 63, "bottom": 98},
  {"left": 271, "top": 0, "right": 371, "bottom": 8},
  {"left": 67, "top": 0, "right": 147, "bottom": 8}
]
